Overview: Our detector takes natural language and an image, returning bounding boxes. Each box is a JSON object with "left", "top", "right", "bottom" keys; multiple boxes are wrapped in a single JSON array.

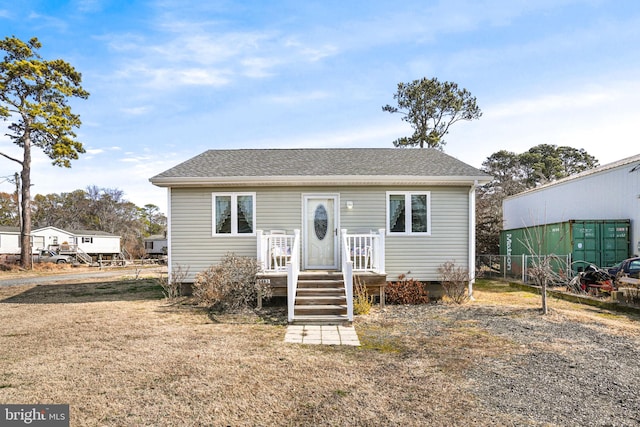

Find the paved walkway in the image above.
[{"left": 284, "top": 325, "right": 361, "bottom": 346}]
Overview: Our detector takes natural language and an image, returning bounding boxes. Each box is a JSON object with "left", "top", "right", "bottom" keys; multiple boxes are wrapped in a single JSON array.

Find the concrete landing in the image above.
[{"left": 284, "top": 324, "right": 360, "bottom": 346}]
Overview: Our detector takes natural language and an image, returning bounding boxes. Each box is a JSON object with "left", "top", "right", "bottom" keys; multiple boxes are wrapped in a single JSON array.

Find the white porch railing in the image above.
[
  {"left": 257, "top": 230, "right": 297, "bottom": 273},
  {"left": 341, "top": 229, "right": 386, "bottom": 273},
  {"left": 341, "top": 228, "right": 386, "bottom": 322},
  {"left": 258, "top": 228, "right": 383, "bottom": 324},
  {"left": 256, "top": 230, "right": 300, "bottom": 323}
]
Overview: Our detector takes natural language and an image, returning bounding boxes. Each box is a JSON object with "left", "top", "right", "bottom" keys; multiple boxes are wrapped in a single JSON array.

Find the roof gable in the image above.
[
  {"left": 0, "top": 226, "right": 20, "bottom": 234},
  {"left": 32, "top": 226, "right": 118, "bottom": 237},
  {"left": 506, "top": 153, "right": 640, "bottom": 199}
]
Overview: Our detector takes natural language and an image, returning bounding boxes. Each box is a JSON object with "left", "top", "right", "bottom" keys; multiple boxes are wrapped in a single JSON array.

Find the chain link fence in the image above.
[{"left": 476, "top": 254, "right": 572, "bottom": 285}]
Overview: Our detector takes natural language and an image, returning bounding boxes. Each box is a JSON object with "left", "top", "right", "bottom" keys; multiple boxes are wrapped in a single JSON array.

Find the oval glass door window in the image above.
[{"left": 314, "top": 204, "right": 328, "bottom": 240}]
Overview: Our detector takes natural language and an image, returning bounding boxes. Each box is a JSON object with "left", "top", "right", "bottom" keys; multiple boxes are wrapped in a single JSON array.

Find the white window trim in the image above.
[
  {"left": 212, "top": 192, "right": 256, "bottom": 236},
  {"left": 386, "top": 191, "right": 431, "bottom": 236}
]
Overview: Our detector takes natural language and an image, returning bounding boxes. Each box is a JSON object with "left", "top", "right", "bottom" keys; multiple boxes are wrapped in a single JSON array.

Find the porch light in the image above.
[{"left": 346, "top": 201, "right": 353, "bottom": 210}]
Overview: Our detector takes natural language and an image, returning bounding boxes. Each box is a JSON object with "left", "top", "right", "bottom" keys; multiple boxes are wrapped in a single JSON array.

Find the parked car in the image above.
[
  {"left": 32, "top": 250, "right": 74, "bottom": 264},
  {"left": 607, "top": 256, "right": 640, "bottom": 279}
]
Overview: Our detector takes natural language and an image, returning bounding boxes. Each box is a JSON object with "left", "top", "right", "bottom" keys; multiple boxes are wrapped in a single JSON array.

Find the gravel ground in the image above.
[{"left": 372, "top": 303, "right": 640, "bottom": 427}]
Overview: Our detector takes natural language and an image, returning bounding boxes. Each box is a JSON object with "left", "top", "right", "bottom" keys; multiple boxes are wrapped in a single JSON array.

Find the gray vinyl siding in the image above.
[
  {"left": 256, "top": 188, "right": 303, "bottom": 233},
  {"left": 385, "top": 187, "right": 470, "bottom": 281},
  {"left": 170, "top": 185, "right": 471, "bottom": 282},
  {"left": 170, "top": 188, "right": 256, "bottom": 280}
]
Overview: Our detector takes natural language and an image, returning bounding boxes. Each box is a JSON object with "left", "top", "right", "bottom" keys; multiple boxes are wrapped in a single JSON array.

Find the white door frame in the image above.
[{"left": 302, "top": 194, "right": 340, "bottom": 270}]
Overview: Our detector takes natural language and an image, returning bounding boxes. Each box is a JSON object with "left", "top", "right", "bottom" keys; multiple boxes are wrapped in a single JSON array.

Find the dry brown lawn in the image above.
[{"left": 1, "top": 278, "right": 639, "bottom": 426}]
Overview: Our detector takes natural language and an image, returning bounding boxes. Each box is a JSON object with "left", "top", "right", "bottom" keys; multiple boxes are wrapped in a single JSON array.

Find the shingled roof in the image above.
[{"left": 150, "top": 148, "right": 491, "bottom": 187}]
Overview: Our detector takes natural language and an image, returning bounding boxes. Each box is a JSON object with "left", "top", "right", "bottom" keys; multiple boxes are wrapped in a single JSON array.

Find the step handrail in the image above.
[
  {"left": 341, "top": 229, "right": 354, "bottom": 322},
  {"left": 75, "top": 247, "right": 92, "bottom": 264},
  {"left": 286, "top": 229, "right": 301, "bottom": 323}
]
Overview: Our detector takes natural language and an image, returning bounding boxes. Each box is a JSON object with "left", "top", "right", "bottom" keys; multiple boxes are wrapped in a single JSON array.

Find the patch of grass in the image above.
[
  {"left": 333, "top": 389, "right": 350, "bottom": 397},
  {"left": 596, "top": 311, "right": 625, "bottom": 321},
  {"left": 359, "top": 335, "right": 405, "bottom": 353},
  {"left": 474, "top": 279, "right": 516, "bottom": 291},
  {"left": 356, "top": 326, "right": 407, "bottom": 353}
]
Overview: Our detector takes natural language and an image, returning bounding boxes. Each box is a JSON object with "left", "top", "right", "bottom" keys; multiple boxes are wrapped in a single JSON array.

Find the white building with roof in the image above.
[{"left": 503, "top": 153, "right": 640, "bottom": 256}]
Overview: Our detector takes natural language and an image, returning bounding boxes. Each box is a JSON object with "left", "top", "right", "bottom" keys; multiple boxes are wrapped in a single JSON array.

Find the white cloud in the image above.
[
  {"left": 74, "top": 0, "right": 104, "bottom": 13},
  {"left": 26, "top": 12, "right": 68, "bottom": 32},
  {"left": 489, "top": 87, "right": 616, "bottom": 119},
  {"left": 253, "top": 119, "right": 408, "bottom": 150},
  {"left": 10, "top": 148, "right": 180, "bottom": 213},
  {"left": 445, "top": 77, "right": 640, "bottom": 168},
  {"left": 121, "top": 106, "right": 151, "bottom": 116},
  {"left": 267, "top": 90, "right": 331, "bottom": 105},
  {"left": 99, "top": 11, "right": 348, "bottom": 91}
]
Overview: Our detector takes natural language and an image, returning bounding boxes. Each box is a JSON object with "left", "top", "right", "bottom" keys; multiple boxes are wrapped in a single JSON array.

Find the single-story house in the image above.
[
  {"left": 0, "top": 225, "right": 121, "bottom": 263},
  {"left": 144, "top": 234, "right": 168, "bottom": 257},
  {"left": 0, "top": 226, "right": 20, "bottom": 255},
  {"left": 150, "top": 148, "right": 491, "bottom": 323}
]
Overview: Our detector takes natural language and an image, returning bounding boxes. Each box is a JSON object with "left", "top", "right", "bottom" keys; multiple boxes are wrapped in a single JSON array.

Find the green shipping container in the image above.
[{"left": 500, "top": 219, "right": 630, "bottom": 275}]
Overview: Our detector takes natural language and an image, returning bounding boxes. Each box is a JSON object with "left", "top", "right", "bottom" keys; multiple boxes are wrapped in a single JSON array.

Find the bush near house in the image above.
[
  {"left": 192, "top": 253, "right": 272, "bottom": 312},
  {"left": 385, "top": 274, "right": 429, "bottom": 304},
  {"left": 158, "top": 264, "right": 189, "bottom": 299},
  {"left": 438, "top": 261, "right": 470, "bottom": 304}
]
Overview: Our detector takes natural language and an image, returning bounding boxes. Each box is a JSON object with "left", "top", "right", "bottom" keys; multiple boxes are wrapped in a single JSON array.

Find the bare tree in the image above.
[{"left": 520, "top": 221, "right": 567, "bottom": 315}]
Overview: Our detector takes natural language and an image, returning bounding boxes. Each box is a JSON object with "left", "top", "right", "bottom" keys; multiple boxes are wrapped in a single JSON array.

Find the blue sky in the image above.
[{"left": 1, "top": 0, "right": 639, "bottom": 214}]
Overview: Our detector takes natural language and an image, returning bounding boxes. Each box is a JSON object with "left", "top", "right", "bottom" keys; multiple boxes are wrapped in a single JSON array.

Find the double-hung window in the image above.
[
  {"left": 386, "top": 192, "right": 430, "bottom": 235},
  {"left": 212, "top": 193, "right": 256, "bottom": 236}
]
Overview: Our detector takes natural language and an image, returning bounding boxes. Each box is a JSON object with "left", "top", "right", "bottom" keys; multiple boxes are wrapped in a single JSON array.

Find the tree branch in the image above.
[{"left": 0, "top": 151, "right": 23, "bottom": 166}]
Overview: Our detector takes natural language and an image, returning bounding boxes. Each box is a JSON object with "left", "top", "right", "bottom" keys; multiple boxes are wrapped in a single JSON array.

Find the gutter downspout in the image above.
[{"left": 468, "top": 180, "right": 478, "bottom": 300}]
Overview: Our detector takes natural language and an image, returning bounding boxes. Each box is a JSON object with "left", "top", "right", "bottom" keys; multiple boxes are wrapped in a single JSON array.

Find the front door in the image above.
[{"left": 303, "top": 195, "right": 339, "bottom": 270}]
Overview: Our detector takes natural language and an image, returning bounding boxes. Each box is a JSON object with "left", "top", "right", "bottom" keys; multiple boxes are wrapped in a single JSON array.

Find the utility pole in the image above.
[{"left": 14, "top": 172, "right": 21, "bottom": 229}]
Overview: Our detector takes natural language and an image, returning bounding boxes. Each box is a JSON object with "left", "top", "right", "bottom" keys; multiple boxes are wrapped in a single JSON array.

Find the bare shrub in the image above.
[
  {"left": 192, "top": 253, "right": 271, "bottom": 312},
  {"left": 438, "top": 261, "right": 470, "bottom": 304},
  {"left": 353, "top": 276, "right": 373, "bottom": 315},
  {"left": 385, "top": 274, "right": 429, "bottom": 305},
  {"left": 0, "top": 263, "right": 18, "bottom": 272},
  {"left": 158, "top": 264, "right": 189, "bottom": 299}
]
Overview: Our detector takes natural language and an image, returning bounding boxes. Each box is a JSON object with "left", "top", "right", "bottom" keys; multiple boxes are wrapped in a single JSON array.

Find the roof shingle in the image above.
[{"left": 150, "top": 148, "right": 490, "bottom": 184}]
